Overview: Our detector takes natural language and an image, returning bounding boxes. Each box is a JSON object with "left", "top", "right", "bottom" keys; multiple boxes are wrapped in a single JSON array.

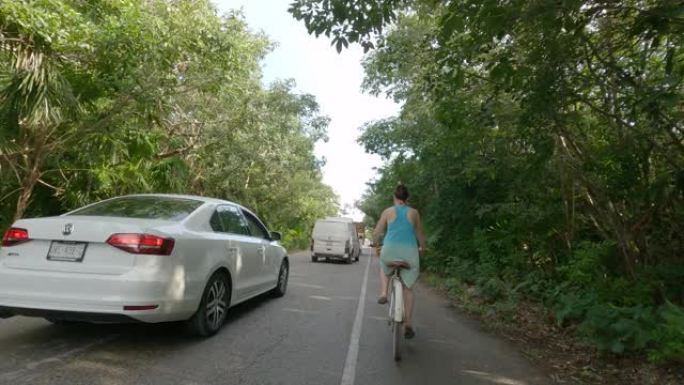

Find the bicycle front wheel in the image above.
[{"left": 393, "top": 321, "right": 402, "bottom": 361}]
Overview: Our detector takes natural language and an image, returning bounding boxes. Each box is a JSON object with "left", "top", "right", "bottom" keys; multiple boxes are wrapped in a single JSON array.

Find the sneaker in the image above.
[
  {"left": 377, "top": 296, "right": 388, "bottom": 304},
  {"left": 404, "top": 326, "right": 415, "bottom": 339}
]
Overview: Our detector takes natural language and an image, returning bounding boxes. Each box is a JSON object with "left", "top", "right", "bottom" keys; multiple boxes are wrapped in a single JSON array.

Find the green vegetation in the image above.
[
  {"left": 291, "top": 0, "right": 684, "bottom": 363},
  {"left": 0, "top": 0, "right": 337, "bottom": 249}
]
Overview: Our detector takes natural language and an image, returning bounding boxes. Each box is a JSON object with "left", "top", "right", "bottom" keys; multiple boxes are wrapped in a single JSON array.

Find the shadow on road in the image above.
[
  {"left": 0, "top": 290, "right": 278, "bottom": 345},
  {"left": 0, "top": 291, "right": 286, "bottom": 384}
]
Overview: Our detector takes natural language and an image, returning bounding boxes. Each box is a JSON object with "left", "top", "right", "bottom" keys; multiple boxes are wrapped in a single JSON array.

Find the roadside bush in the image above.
[
  {"left": 444, "top": 277, "right": 463, "bottom": 297},
  {"left": 551, "top": 290, "right": 600, "bottom": 327},
  {"left": 568, "top": 301, "right": 684, "bottom": 361},
  {"left": 558, "top": 241, "right": 613, "bottom": 288},
  {"left": 282, "top": 228, "right": 311, "bottom": 251},
  {"left": 649, "top": 302, "right": 684, "bottom": 364},
  {"left": 577, "top": 304, "right": 658, "bottom": 354},
  {"left": 477, "top": 276, "right": 510, "bottom": 303}
]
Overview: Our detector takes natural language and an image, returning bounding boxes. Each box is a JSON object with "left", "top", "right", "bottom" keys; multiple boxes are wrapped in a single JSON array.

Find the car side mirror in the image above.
[{"left": 270, "top": 231, "right": 282, "bottom": 241}]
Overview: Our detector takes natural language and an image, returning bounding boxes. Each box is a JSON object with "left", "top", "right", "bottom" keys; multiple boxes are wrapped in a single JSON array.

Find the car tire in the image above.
[
  {"left": 272, "top": 260, "right": 289, "bottom": 297},
  {"left": 346, "top": 254, "right": 353, "bottom": 264},
  {"left": 187, "top": 271, "right": 231, "bottom": 337},
  {"left": 311, "top": 255, "right": 317, "bottom": 262}
]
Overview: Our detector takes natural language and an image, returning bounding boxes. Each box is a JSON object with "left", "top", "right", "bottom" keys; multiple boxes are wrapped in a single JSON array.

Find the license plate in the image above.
[{"left": 47, "top": 241, "right": 87, "bottom": 262}]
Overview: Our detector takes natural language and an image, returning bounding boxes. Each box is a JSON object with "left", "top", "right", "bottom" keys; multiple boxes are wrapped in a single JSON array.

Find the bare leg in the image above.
[
  {"left": 403, "top": 286, "right": 414, "bottom": 327},
  {"left": 379, "top": 269, "right": 389, "bottom": 298}
]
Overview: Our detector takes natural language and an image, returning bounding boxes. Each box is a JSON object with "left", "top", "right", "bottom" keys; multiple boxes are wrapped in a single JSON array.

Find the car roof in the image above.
[
  {"left": 123, "top": 193, "right": 231, "bottom": 205},
  {"left": 316, "top": 219, "right": 350, "bottom": 225},
  {"left": 60, "top": 194, "right": 270, "bottom": 227},
  {"left": 323, "top": 217, "right": 353, "bottom": 222},
  {"left": 124, "top": 194, "right": 264, "bottom": 222}
]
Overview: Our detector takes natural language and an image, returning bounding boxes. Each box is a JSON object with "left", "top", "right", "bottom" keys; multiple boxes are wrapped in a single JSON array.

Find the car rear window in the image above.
[{"left": 68, "top": 196, "right": 203, "bottom": 221}]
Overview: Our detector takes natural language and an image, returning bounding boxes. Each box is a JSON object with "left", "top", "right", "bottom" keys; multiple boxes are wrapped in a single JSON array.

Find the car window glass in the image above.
[
  {"left": 243, "top": 211, "right": 269, "bottom": 239},
  {"left": 69, "top": 196, "right": 202, "bottom": 221},
  {"left": 218, "top": 206, "right": 250, "bottom": 235},
  {"left": 209, "top": 211, "right": 224, "bottom": 232}
]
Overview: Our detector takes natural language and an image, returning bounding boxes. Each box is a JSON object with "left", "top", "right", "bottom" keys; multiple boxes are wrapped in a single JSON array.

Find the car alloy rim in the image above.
[
  {"left": 279, "top": 265, "right": 288, "bottom": 292},
  {"left": 206, "top": 279, "right": 227, "bottom": 329}
]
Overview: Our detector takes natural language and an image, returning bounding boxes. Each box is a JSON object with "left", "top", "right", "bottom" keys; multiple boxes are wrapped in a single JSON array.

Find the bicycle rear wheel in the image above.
[
  {"left": 393, "top": 321, "right": 402, "bottom": 361},
  {"left": 389, "top": 274, "right": 403, "bottom": 361}
]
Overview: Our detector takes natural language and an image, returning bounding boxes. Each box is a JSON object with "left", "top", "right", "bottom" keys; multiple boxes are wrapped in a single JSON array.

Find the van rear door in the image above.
[{"left": 312, "top": 220, "right": 348, "bottom": 257}]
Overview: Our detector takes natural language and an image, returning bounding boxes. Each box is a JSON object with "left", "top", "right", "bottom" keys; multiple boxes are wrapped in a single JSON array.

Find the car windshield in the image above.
[{"left": 68, "top": 196, "right": 203, "bottom": 221}]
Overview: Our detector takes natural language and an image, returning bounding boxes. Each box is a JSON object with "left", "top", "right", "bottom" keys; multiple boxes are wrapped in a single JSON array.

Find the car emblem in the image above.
[{"left": 63, "top": 223, "right": 73, "bottom": 236}]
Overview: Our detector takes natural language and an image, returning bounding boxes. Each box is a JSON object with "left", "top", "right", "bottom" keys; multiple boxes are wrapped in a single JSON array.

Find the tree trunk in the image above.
[
  {"left": 554, "top": 130, "right": 639, "bottom": 278},
  {"left": 13, "top": 140, "right": 46, "bottom": 222}
]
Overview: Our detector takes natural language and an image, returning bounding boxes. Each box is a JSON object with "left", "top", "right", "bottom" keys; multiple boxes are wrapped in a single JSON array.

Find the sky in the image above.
[{"left": 215, "top": 0, "right": 399, "bottom": 221}]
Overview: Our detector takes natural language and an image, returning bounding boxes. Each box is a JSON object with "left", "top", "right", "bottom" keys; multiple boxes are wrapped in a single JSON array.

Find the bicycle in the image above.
[{"left": 386, "top": 260, "right": 410, "bottom": 361}]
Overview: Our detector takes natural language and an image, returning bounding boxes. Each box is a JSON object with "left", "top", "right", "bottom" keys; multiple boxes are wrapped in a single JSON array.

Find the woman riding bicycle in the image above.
[{"left": 373, "top": 184, "right": 426, "bottom": 339}]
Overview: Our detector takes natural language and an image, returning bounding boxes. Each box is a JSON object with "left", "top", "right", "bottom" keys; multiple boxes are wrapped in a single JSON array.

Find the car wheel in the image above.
[
  {"left": 346, "top": 254, "right": 353, "bottom": 264},
  {"left": 311, "top": 255, "right": 317, "bottom": 262},
  {"left": 188, "top": 271, "right": 230, "bottom": 337},
  {"left": 272, "top": 260, "right": 289, "bottom": 297}
]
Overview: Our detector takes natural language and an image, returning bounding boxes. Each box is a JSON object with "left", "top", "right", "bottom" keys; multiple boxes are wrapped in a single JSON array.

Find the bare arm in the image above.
[
  {"left": 373, "top": 209, "right": 389, "bottom": 244},
  {"left": 411, "top": 209, "right": 427, "bottom": 252}
]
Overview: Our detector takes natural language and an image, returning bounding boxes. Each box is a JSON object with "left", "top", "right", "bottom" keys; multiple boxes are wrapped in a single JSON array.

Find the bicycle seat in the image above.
[{"left": 385, "top": 261, "right": 410, "bottom": 269}]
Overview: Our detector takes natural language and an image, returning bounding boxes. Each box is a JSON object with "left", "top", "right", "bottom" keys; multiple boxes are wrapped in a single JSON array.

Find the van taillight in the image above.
[
  {"left": 106, "top": 233, "right": 175, "bottom": 255},
  {"left": 2, "top": 228, "right": 30, "bottom": 247}
]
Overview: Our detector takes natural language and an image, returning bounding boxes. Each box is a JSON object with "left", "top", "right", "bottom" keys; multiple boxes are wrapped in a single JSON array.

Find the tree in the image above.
[
  {"left": 1, "top": 0, "right": 266, "bottom": 219},
  {"left": 291, "top": 0, "right": 684, "bottom": 361},
  {"left": 1, "top": 1, "right": 337, "bottom": 249}
]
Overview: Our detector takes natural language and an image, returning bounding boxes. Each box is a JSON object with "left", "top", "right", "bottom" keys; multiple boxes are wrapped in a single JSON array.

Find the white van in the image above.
[{"left": 311, "top": 217, "right": 361, "bottom": 263}]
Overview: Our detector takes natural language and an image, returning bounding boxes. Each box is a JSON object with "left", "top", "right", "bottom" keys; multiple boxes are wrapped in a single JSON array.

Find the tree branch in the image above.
[{"left": 36, "top": 178, "right": 65, "bottom": 194}]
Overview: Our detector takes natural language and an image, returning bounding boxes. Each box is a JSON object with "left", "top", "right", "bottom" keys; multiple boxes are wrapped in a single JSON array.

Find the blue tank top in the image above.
[{"left": 383, "top": 205, "right": 417, "bottom": 247}]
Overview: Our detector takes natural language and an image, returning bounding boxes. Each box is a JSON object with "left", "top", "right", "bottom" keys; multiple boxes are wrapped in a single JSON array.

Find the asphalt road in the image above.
[{"left": 0, "top": 249, "right": 549, "bottom": 385}]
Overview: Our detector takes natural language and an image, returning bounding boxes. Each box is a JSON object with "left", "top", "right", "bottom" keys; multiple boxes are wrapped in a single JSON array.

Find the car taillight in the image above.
[
  {"left": 2, "top": 228, "right": 30, "bottom": 247},
  {"left": 106, "top": 233, "right": 175, "bottom": 255}
]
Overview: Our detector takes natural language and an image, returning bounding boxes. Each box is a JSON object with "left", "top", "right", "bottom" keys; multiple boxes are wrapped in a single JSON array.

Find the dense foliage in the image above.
[
  {"left": 291, "top": 0, "right": 684, "bottom": 362},
  {"left": 0, "top": 0, "right": 338, "bottom": 249}
]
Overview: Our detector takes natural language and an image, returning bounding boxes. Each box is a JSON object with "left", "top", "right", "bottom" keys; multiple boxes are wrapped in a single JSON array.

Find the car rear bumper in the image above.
[
  {"left": 312, "top": 252, "right": 351, "bottom": 260},
  {"left": 0, "top": 264, "right": 200, "bottom": 323},
  {"left": 0, "top": 306, "right": 139, "bottom": 323}
]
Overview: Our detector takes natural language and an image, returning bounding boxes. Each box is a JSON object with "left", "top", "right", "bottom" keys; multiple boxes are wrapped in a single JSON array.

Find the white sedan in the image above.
[{"left": 0, "top": 194, "right": 289, "bottom": 336}]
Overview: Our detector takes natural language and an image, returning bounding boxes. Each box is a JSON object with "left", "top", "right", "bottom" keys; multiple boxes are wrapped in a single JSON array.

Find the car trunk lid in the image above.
[{"left": 1, "top": 216, "right": 173, "bottom": 275}]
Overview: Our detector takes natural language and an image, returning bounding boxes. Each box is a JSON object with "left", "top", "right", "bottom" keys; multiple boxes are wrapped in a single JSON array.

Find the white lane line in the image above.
[{"left": 340, "top": 255, "right": 372, "bottom": 385}]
